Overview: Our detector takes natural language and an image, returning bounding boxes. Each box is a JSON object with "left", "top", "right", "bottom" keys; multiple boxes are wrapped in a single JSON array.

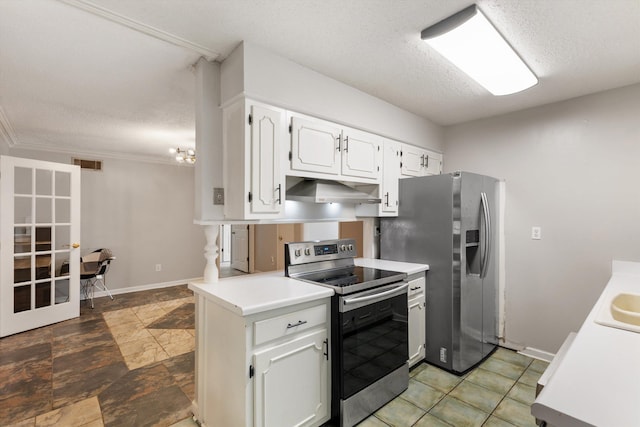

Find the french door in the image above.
[{"left": 0, "top": 156, "right": 81, "bottom": 337}]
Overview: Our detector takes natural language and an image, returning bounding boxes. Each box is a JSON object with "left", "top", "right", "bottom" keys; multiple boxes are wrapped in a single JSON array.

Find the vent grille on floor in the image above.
[{"left": 72, "top": 158, "right": 102, "bottom": 171}]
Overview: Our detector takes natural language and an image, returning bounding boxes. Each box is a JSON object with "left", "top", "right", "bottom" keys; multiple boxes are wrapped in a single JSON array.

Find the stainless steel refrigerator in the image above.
[{"left": 380, "top": 171, "right": 498, "bottom": 374}]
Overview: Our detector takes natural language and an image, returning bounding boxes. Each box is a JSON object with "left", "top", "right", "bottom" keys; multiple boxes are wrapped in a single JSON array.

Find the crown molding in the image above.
[
  {"left": 11, "top": 139, "right": 193, "bottom": 166},
  {"left": 0, "top": 106, "right": 19, "bottom": 147},
  {"left": 58, "top": 0, "right": 220, "bottom": 61}
]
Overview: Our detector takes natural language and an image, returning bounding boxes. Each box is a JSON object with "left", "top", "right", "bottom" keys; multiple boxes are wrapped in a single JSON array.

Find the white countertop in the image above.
[
  {"left": 531, "top": 260, "right": 640, "bottom": 427},
  {"left": 188, "top": 271, "right": 333, "bottom": 317},
  {"left": 355, "top": 258, "right": 429, "bottom": 275},
  {"left": 188, "top": 258, "right": 427, "bottom": 317}
]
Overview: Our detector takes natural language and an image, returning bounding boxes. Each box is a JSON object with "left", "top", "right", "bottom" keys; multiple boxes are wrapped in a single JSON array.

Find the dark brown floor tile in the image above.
[
  {"left": 0, "top": 355, "right": 52, "bottom": 424},
  {"left": 147, "top": 303, "right": 194, "bottom": 330},
  {"left": 102, "top": 385, "right": 192, "bottom": 427},
  {"left": 52, "top": 361, "right": 129, "bottom": 408},
  {"left": 0, "top": 342, "right": 51, "bottom": 366},
  {"left": 53, "top": 341, "right": 123, "bottom": 377},
  {"left": 52, "top": 318, "right": 115, "bottom": 358},
  {"left": 98, "top": 362, "right": 176, "bottom": 413},
  {"left": 0, "top": 328, "right": 52, "bottom": 355},
  {"left": 163, "top": 352, "right": 195, "bottom": 400}
]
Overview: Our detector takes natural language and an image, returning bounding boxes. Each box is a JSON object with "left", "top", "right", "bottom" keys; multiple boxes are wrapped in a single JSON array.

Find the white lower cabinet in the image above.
[
  {"left": 192, "top": 295, "right": 331, "bottom": 427},
  {"left": 407, "top": 274, "right": 426, "bottom": 367},
  {"left": 253, "top": 329, "right": 329, "bottom": 427}
]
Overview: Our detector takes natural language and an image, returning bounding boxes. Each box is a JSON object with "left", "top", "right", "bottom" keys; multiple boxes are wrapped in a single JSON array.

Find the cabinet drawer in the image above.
[
  {"left": 408, "top": 276, "right": 425, "bottom": 298},
  {"left": 254, "top": 304, "right": 327, "bottom": 346}
]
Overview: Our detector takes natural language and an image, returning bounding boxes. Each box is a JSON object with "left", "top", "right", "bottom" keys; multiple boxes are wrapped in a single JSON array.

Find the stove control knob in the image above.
[
  {"left": 341, "top": 244, "right": 347, "bottom": 252},
  {"left": 294, "top": 249, "right": 301, "bottom": 257},
  {"left": 348, "top": 244, "right": 354, "bottom": 251},
  {"left": 304, "top": 247, "right": 311, "bottom": 256}
]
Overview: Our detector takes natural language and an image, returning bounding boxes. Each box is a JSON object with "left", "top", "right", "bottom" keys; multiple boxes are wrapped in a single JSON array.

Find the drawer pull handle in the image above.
[
  {"left": 286, "top": 320, "right": 307, "bottom": 329},
  {"left": 410, "top": 287, "right": 421, "bottom": 291}
]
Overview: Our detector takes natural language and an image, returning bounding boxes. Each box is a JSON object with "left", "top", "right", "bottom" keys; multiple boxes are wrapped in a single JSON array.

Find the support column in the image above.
[{"left": 203, "top": 224, "right": 219, "bottom": 283}]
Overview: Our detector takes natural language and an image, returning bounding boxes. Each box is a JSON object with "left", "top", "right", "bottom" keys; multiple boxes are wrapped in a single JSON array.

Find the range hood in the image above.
[{"left": 286, "top": 179, "right": 381, "bottom": 204}]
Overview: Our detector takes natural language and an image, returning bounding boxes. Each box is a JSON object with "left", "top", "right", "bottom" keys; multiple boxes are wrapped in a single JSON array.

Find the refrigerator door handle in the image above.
[{"left": 480, "top": 191, "right": 491, "bottom": 278}]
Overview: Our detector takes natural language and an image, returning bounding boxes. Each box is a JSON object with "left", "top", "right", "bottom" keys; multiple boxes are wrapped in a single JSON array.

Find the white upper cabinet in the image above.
[
  {"left": 251, "top": 105, "right": 283, "bottom": 213},
  {"left": 223, "top": 100, "right": 287, "bottom": 219},
  {"left": 340, "top": 126, "right": 382, "bottom": 180},
  {"left": 400, "top": 144, "right": 442, "bottom": 177},
  {"left": 290, "top": 116, "right": 341, "bottom": 176},
  {"left": 290, "top": 115, "right": 381, "bottom": 183},
  {"left": 380, "top": 139, "right": 401, "bottom": 213}
]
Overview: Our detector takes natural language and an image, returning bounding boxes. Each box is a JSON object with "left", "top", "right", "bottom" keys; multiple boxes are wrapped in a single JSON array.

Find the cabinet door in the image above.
[
  {"left": 424, "top": 150, "right": 443, "bottom": 175},
  {"left": 341, "top": 128, "right": 381, "bottom": 180},
  {"left": 253, "top": 329, "right": 329, "bottom": 427},
  {"left": 251, "top": 105, "right": 283, "bottom": 214},
  {"left": 401, "top": 144, "right": 427, "bottom": 177},
  {"left": 381, "top": 139, "right": 400, "bottom": 213},
  {"left": 291, "top": 116, "right": 341, "bottom": 176},
  {"left": 408, "top": 294, "right": 426, "bottom": 367}
]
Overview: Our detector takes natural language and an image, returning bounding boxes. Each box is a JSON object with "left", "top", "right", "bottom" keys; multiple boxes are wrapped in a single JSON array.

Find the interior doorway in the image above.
[{"left": 339, "top": 221, "right": 364, "bottom": 258}]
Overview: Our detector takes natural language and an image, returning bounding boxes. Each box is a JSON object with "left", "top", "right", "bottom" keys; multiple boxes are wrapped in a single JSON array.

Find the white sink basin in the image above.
[
  {"left": 611, "top": 293, "right": 640, "bottom": 326},
  {"left": 594, "top": 291, "right": 640, "bottom": 333}
]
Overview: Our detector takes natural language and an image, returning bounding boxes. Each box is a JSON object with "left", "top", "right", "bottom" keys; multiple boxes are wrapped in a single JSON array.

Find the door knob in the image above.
[
  {"left": 72, "top": 243, "right": 80, "bottom": 248},
  {"left": 278, "top": 236, "right": 283, "bottom": 241}
]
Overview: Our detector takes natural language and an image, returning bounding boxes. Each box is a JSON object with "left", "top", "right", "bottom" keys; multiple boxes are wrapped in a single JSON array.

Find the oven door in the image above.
[{"left": 338, "top": 282, "right": 408, "bottom": 399}]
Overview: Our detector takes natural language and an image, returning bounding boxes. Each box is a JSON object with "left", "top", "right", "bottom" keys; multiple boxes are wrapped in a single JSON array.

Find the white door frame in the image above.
[{"left": 0, "top": 156, "right": 81, "bottom": 337}]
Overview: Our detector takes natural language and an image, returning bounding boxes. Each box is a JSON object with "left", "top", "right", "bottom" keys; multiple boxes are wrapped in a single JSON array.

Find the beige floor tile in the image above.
[
  {"left": 528, "top": 359, "right": 550, "bottom": 374},
  {"left": 149, "top": 329, "right": 193, "bottom": 347},
  {"left": 491, "top": 348, "right": 533, "bottom": 369},
  {"left": 465, "top": 368, "right": 516, "bottom": 395},
  {"left": 409, "top": 362, "right": 428, "bottom": 378},
  {"left": 35, "top": 396, "right": 102, "bottom": 427},
  {"left": 122, "top": 345, "right": 170, "bottom": 370},
  {"left": 413, "top": 413, "right": 454, "bottom": 427},
  {"left": 400, "top": 379, "right": 444, "bottom": 411},
  {"left": 168, "top": 417, "right": 199, "bottom": 427},
  {"left": 109, "top": 322, "right": 151, "bottom": 344},
  {"left": 133, "top": 304, "right": 167, "bottom": 325},
  {"left": 449, "top": 380, "right": 504, "bottom": 413},
  {"left": 480, "top": 358, "right": 527, "bottom": 380},
  {"left": 157, "top": 297, "right": 193, "bottom": 313},
  {"left": 483, "top": 415, "right": 518, "bottom": 427},
  {"left": 413, "top": 364, "right": 462, "bottom": 393},
  {"left": 507, "top": 382, "right": 536, "bottom": 406},
  {"left": 102, "top": 308, "right": 139, "bottom": 327},
  {"left": 492, "top": 398, "right": 538, "bottom": 427},
  {"left": 517, "top": 367, "right": 543, "bottom": 387},
  {"left": 117, "top": 335, "right": 162, "bottom": 357},
  {"left": 429, "top": 395, "right": 489, "bottom": 427},
  {"left": 374, "top": 397, "right": 425, "bottom": 427},
  {"left": 161, "top": 336, "right": 195, "bottom": 358},
  {"left": 7, "top": 418, "right": 35, "bottom": 427}
]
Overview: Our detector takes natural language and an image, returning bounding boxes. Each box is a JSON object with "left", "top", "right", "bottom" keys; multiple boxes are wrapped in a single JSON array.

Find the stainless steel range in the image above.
[{"left": 285, "top": 239, "right": 409, "bottom": 427}]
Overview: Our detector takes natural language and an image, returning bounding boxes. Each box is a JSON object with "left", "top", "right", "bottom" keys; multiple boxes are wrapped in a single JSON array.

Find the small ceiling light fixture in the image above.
[
  {"left": 421, "top": 4, "right": 537, "bottom": 96},
  {"left": 169, "top": 147, "right": 196, "bottom": 164}
]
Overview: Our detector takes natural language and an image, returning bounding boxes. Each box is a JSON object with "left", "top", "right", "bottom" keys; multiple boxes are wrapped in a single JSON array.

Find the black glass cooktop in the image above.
[{"left": 296, "top": 266, "right": 406, "bottom": 293}]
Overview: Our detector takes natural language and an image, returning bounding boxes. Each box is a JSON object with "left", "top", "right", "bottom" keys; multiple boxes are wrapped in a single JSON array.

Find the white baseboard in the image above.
[
  {"left": 519, "top": 347, "right": 555, "bottom": 363},
  {"left": 84, "top": 277, "right": 203, "bottom": 300}
]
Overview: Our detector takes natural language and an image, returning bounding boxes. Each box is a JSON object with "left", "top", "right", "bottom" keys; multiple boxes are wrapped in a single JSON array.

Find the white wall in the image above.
[
  {"left": 302, "top": 222, "right": 339, "bottom": 241},
  {"left": 223, "top": 42, "right": 444, "bottom": 152},
  {"left": 443, "top": 83, "right": 640, "bottom": 354},
  {"left": 5, "top": 148, "right": 206, "bottom": 292}
]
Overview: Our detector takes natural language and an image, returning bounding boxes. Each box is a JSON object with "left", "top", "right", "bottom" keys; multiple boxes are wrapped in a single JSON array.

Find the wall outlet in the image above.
[
  {"left": 531, "top": 226, "right": 542, "bottom": 240},
  {"left": 155, "top": 264, "right": 162, "bottom": 272}
]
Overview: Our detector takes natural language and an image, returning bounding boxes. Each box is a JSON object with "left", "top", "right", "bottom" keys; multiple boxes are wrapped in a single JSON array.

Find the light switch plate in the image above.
[{"left": 213, "top": 188, "right": 224, "bottom": 205}]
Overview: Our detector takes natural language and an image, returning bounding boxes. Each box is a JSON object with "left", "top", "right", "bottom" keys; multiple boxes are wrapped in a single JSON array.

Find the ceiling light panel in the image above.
[{"left": 422, "top": 5, "right": 538, "bottom": 96}]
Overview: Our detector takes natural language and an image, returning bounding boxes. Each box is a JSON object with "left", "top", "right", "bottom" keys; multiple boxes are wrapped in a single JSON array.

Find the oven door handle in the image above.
[{"left": 343, "top": 283, "right": 408, "bottom": 306}]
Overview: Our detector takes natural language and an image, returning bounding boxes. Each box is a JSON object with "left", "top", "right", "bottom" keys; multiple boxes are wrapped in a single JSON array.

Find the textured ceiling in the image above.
[{"left": 1, "top": 0, "right": 639, "bottom": 161}]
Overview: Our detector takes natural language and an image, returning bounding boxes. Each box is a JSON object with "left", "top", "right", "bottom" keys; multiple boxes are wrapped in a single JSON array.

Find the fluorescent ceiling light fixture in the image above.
[{"left": 421, "top": 4, "right": 537, "bottom": 96}]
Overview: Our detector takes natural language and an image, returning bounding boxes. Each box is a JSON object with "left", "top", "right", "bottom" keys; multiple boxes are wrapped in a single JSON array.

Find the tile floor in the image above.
[{"left": 0, "top": 280, "right": 548, "bottom": 427}]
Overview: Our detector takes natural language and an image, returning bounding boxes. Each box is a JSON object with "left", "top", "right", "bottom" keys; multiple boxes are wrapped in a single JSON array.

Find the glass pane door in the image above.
[{"left": 1, "top": 156, "right": 80, "bottom": 337}]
